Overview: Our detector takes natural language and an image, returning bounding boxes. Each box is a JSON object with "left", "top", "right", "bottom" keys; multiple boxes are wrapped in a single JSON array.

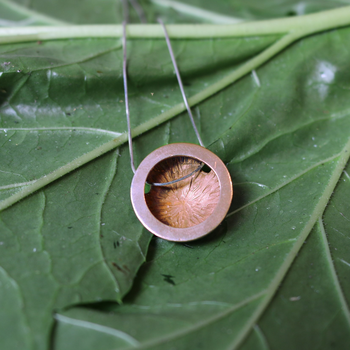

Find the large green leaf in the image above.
[
  {"left": 0, "top": 14, "right": 278, "bottom": 350},
  {"left": 52, "top": 19, "right": 350, "bottom": 348},
  {"left": 1, "top": 1, "right": 350, "bottom": 349}
]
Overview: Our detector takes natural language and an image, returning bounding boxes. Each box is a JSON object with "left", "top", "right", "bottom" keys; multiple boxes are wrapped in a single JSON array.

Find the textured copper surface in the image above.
[
  {"left": 130, "top": 143, "right": 233, "bottom": 242},
  {"left": 146, "top": 157, "right": 220, "bottom": 228}
]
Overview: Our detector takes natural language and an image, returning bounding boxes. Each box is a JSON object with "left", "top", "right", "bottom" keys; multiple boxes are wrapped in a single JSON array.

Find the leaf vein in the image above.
[
  {"left": 227, "top": 152, "right": 342, "bottom": 217},
  {"left": 54, "top": 313, "right": 140, "bottom": 347},
  {"left": 130, "top": 291, "right": 266, "bottom": 350},
  {"left": 318, "top": 215, "right": 350, "bottom": 331}
]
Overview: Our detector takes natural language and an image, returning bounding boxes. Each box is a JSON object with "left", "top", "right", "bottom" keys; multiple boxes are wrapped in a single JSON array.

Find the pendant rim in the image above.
[{"left": 130, "top": 143, "right": 233, "bottom": 242}]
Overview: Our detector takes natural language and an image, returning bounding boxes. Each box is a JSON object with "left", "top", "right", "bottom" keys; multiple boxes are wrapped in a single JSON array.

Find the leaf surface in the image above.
[
  {"left": 240, "top": 164, "right": 350, "bottom": 350},
  {"left": 5, "top": 0, "right": 349, "bottom": 25},
  {"left": 0, "top": 12, "right": 278, "bottom": 350},
  {"left": 53, "top": 20, "right": 350, "bottom": 350},
  {"left": 1, "top": 1, "right": 350, "bottom": 350}
]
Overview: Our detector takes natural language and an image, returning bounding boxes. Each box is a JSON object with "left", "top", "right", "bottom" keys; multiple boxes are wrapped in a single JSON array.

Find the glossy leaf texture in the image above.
[
  {"left": 0, "top": 1, "right": 350, "bottom": 350},
  {"left": 0, "top": 13, "right": 279, "bottom": 350},
  {"left": 54, "top": 19, "right": 350, "bottom": 350}
]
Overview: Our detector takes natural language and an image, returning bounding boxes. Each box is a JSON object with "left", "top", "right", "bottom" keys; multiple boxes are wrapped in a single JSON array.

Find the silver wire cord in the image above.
[
  {"left": 157, "top": 18, "right": 204, "bottom": 147},
  {"left": 122, "top": 20, "right": 136, "bottom": 174},
  {"left": 128, "top": 0, "right": 147, "bottom": 23},
  {"left": 148, "top": 19, "right": 204, "bottom": 187},
  {"left": 148, "top": 162, "right": 203, "bottom": 187},
  {"left": 121, "top": 10, "right": 205, "bottom": 185},
  {"left": 121, "top": 0, "right": 129, "bottom": 24}
]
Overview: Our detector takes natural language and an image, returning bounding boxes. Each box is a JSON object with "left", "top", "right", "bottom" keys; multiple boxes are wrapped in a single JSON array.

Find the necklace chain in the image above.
[{"left": 122, "top": 13, "right": 204, "bottom": 185}]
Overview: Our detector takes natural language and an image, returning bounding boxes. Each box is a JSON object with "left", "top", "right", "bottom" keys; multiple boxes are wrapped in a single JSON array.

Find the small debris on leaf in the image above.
[{"left": 162, "top": 274, "right": 175, "bottom": 285}]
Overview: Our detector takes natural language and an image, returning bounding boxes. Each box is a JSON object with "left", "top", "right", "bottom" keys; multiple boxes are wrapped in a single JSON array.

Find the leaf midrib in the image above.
[{"left": 2, "top": 6, "right": 350, "bottom": 42}]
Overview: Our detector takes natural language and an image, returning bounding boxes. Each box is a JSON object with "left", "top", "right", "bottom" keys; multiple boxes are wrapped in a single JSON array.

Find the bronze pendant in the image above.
[{"left": 131, "top": 143, "right": 233, "bottom": 242}]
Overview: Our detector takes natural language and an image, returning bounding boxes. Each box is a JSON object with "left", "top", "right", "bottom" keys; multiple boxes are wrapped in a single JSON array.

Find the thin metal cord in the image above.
[
  {"left": 121, "top": 11, "right": 204, "bottom": 185},
  {"left": 158, "top": 18, "right": 204, "bottom": 147},
  {"left": 148, "top": 162, "right": 203, "bottom": 186},
  {"left": 121, "top": 0, "right": 129, "bottom": 24},
  {"left": 122, "top": 20, "right": 136, "bottom": 174},
  {"left": 128, "top": 0, "right": 147, "bottom": 23}
]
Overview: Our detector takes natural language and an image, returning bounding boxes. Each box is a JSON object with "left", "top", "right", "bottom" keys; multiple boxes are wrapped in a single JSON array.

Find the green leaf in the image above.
[
  {"left": 1, "top": 1, "right": 350, "bottom": 350},
  {"left": 53, "top": 18, "right": 350, "bottom": 350},
  {"left": 0, "top": 15, "right": 278, "bottom": 350},
  {"left": 53, "top": 150, "right": 350, "bottom": 349}
]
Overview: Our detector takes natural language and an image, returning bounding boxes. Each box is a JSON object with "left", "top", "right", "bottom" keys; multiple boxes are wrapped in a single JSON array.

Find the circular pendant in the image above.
[{"left": 130, "top": 143, "right": 233, "bottom": 242}]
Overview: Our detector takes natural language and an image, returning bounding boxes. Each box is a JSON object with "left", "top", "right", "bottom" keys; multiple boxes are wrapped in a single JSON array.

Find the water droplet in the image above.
[
  {"left": 292, "top": 226, "right": 296, "bottom": 230},
  {"left": 33, "top": 248, "right": 37, "bottom": 252}
]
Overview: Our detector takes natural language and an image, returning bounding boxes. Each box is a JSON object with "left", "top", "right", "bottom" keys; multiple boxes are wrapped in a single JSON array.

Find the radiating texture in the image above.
[{"left": 146, "top": 157, "right": 220, "bottom": 228}]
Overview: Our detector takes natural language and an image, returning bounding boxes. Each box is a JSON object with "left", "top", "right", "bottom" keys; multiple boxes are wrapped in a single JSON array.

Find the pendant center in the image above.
[
  {"left": 146, "top": 157, "right": 220, "bottom": 228},
  {"left": 131, "top": 143, "right": 233, "bottom": 242}
]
